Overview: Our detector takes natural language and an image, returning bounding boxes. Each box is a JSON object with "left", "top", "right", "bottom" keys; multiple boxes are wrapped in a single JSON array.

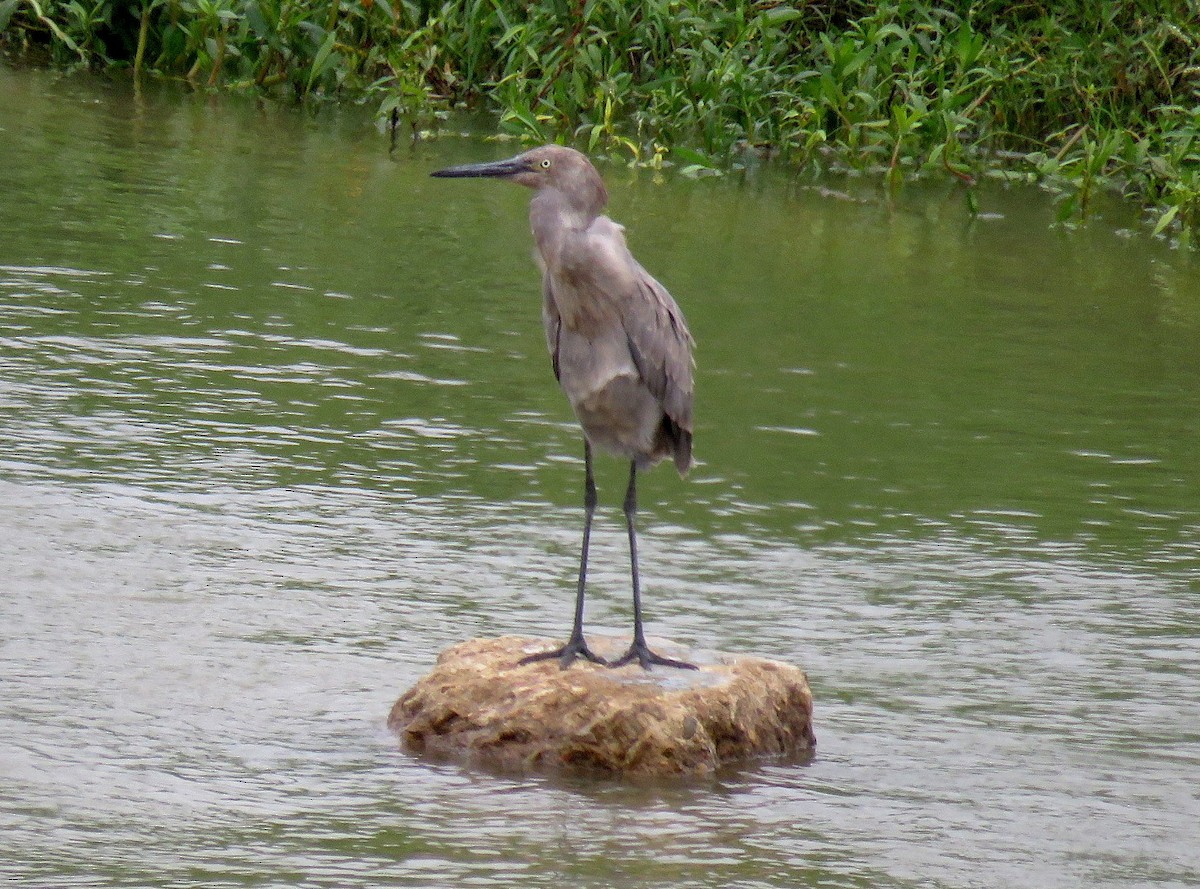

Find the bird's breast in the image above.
[
  {"left": 554, "top": 324, "right": 637, "bottom": 402},
  {"left": 553, "top": 324, "right": 664, "bottom": 462},
  {"left": 544, "top": 270, "right": 620, "bottom": 332}
]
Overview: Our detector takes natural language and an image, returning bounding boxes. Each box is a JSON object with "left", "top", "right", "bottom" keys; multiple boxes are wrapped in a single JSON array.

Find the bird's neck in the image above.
[{"left": 529, "top": 190, "right": 600, "bottom": 261}]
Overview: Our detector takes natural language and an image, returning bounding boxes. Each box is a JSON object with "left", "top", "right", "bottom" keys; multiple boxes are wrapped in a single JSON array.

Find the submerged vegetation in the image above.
[{"left": 3, "top": 0, "right": 1200, "bottom": 242}]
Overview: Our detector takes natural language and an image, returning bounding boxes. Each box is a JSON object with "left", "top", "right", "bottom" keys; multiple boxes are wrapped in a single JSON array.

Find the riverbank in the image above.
[{"left": 3, "top": 0, "right": 1198, "bottom": 243}]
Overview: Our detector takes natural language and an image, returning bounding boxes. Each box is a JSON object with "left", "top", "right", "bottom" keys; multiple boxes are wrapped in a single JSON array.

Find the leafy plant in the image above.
[{"left": 3, "top": 0, "right": 1199, "bottom": 243}]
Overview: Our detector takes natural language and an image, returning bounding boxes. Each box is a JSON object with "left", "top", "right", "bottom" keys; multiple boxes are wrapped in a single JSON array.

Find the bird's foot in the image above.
[
  {"left": 608, "top": 640, "right": 698, "bottom": 671},
  {"left": 518, "top": 634, "right": 607, "bottom": 669}
]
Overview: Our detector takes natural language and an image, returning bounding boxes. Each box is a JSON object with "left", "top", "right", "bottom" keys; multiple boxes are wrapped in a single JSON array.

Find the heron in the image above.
[{"left": 431, "top": 145, "right": 697, "bottom": 671}]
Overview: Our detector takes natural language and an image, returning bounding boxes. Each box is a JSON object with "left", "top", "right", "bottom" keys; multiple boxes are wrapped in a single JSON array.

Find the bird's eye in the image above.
[{"left": 540, "top": 159, "right": 551, "bottom": 169}]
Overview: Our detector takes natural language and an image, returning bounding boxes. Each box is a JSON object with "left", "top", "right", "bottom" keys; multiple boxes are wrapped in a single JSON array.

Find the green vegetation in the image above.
[{"left": 3, "top": 0, "right": 1199, "bottom": 243}]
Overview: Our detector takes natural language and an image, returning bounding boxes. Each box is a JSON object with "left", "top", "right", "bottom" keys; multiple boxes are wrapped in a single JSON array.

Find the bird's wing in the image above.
[
  {"left": 622, "top": 263, "right": 695, "bottom": 433},
  {"left": 541, "top": 275, "right": 562, "bottom": 382}
]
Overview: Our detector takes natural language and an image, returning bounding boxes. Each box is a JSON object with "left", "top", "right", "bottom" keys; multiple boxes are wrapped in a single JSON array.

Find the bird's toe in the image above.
[
  {"left": 518, "top": 636, "right": 607, "bottom": 669},
  {"left": 608, "top": 642, "right": 698, "bottom": 671}
]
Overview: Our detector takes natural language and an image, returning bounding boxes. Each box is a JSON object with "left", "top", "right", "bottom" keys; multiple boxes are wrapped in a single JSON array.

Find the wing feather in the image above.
[
  {"left": 623, "top": 265, "right": 694, "bottom": 431},
  {"left": 541, "top": 276, "right": 562, "bottom": 382}
]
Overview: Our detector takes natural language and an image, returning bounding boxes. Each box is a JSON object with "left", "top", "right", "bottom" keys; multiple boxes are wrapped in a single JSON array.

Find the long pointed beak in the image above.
[{"left": 430, "top": 156, "right": 531, "bottom": 179}]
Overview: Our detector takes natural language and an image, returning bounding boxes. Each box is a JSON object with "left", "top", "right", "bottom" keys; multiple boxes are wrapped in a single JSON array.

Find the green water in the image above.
[{"left": 2, "top": 65, "right": 1198, "bottom": 888}]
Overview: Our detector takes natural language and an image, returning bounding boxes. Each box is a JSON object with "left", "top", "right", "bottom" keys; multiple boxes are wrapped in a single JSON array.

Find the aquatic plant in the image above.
[{"left": 2, "top": 0, "right": 1198, "bottom": 243}]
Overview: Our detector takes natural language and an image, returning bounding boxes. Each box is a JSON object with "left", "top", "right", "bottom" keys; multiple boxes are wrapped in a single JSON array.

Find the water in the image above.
[{"left": 1, "top": 65, "right": 1198, "bottom": 888}]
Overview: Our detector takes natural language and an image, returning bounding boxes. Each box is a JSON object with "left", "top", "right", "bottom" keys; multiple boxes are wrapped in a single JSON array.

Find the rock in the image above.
[{"left": 387, "top": 635, "right": 816, "bottom": 778}]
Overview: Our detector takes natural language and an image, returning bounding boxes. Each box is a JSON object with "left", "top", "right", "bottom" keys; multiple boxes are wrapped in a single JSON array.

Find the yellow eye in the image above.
[{"left": 540, "top": 159, "right": 551, "bottom": 169}]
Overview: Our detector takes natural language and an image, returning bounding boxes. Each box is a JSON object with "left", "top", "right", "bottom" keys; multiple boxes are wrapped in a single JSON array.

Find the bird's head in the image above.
[{"left": 431, "top": 144, "right": 608, "bottom": 218}]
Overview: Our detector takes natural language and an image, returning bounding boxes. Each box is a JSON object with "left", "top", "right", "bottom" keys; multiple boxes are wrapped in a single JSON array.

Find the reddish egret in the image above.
[{"left": 431, "top": 145, "right": 696, "bottom": 670}]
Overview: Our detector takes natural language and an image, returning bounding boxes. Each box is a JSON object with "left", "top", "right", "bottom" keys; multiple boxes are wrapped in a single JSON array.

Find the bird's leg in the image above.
[
  {"left": 519, "top": 441, "right": 607, "bottom": 668},
  {"left": 610, "top": 462, "right": 698, "bottom": 671}
]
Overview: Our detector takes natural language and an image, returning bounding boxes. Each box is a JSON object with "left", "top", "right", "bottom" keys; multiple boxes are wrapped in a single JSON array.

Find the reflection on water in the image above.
[{"left": 2, "top": 66, "right": 1198, "bottom": 888}]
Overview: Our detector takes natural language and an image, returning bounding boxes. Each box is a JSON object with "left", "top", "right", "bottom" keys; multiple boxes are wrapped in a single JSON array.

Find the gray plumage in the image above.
[{"left": 431, "top": 145, "right": 697, "bottom": 670}]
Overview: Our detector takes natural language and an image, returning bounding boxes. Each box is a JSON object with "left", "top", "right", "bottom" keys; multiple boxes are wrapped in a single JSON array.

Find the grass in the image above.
[{"left": 3, "top": 0, "right": 1199, "bottom": 244}]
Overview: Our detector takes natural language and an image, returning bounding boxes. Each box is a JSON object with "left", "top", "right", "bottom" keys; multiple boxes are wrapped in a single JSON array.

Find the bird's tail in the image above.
[{"left": 669, "top": 424, "right": 693, "bottom": 477}]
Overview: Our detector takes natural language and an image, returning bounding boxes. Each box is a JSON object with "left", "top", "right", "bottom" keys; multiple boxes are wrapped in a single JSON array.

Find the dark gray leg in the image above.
[
  {"left": 519, "top": 441, "right": 606, "bottom": 668},
  {"left": 609, "top": 462, "right": 697, "bottom": 670}
]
